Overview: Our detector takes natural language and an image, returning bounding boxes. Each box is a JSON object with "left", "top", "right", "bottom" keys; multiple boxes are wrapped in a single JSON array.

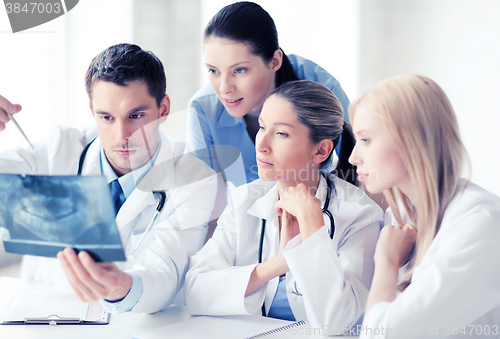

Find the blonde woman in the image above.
[{"left": 348, "top": 74, "right": 500, "bottom": 338}]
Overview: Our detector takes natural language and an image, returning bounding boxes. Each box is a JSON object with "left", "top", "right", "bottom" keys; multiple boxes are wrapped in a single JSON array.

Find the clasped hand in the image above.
[
  {"left": 275, "top": 183, "right": 324, "bottom": 248},
  {"left": 374, "top": 224, "right": 417, "bottom": 268}
]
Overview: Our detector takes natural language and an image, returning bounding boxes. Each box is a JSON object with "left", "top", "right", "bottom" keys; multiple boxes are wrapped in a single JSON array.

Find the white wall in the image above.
[
  {"left": 1, "top": 0, "right": 499, "bottom": 198},
  {"left": 358, "top": 0, "right": 500, "bottom": 196},
  {"left": 133, "top": 0, "right": 202, "bottom": 141},
  {"left": 0, "top": 0, "right": 133, "bottom": 151}
]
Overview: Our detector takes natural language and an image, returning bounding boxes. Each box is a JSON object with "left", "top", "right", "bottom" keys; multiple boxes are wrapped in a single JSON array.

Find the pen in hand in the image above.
[{"left": 2, "top": 108, "right": 35, "bottom": 150}]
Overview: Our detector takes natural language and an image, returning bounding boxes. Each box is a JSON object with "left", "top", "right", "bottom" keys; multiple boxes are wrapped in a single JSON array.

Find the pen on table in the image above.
[{"left": 2, "top": 108, "right": 35, "bottom": 150}]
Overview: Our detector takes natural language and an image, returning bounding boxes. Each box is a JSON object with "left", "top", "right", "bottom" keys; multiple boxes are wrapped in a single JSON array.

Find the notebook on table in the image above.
[{"left": 131, "top": 314, "right": 358, "bottom": 338}]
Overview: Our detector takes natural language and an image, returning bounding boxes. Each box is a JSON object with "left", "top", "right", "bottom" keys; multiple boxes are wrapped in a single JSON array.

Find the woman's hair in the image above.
[
  {"left": 205, "top": 1, "right": 298, "bottom": 87},
  {"left": 349, "top": 74, "right": 470, "bottom": 286},
  {"left": 271, "top": 80, "right": 357, "bottom": 185}
]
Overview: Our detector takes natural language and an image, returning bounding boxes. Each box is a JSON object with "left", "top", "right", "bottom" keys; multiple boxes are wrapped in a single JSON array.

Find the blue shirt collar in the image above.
[{"left": 100, "top": 136, "right": 162, "bottom": 199}]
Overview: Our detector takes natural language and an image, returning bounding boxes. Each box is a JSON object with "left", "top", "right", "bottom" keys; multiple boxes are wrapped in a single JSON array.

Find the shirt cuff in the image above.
[
  {"left": 242, "top": 264, "right": 268, "bottom": 314},
  {"left": 283, "top": 233, "right": 302, "bottom": 251},
  {"left": 100, "top": 271, "right": 143, "bottom": 314},
  {"left": 283, "top": 225, "right": 327, "bottom": 252}
]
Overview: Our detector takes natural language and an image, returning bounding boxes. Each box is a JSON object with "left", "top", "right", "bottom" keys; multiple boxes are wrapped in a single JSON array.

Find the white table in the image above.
[
  {"left": 0, "top": 306, "right": 192, "bottom": 339},
  {"left": 0, "top": 275, "right": 191, "bottom": 339},
  {"left": 0, "top": 275, "right": 358, "bottom": 339}
]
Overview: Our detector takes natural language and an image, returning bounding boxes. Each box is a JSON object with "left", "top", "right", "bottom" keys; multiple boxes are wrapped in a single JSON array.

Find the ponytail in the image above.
[
  {"left": 276, "top": 49, "right": 298, "bottom": 87},
  {"left": 334, "top": 122, "right": 358, "bottom": 186}
]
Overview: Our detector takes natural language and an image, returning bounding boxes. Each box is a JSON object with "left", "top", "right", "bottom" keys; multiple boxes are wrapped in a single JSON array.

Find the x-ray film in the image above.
[{"left": 0, "top": 174, "right": 125, "bottom": 262}]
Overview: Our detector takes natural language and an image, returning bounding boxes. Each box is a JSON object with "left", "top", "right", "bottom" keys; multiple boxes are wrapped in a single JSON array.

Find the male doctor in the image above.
[{"left": 0, "top": 43, "right": 216, "bottom": 314}]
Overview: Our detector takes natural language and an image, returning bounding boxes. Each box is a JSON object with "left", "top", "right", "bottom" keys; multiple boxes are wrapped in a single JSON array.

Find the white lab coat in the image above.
[
  {"left": 0, "top": 125, "right": 216, "bottom": 314},
  {"left": 185, "top": 173, "right": 383, "bottom": 333},
  {"left": 361, "top": 180, "right": 500, "bottom": 338}
]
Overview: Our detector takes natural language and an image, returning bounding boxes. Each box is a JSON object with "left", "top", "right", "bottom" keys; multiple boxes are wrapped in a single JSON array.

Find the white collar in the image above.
[
  {"left": 100, "top": 135, "right": 162, "bottom": 199},
  {"left": 247, "top": 174, "right": 332, "bottom": 226}
]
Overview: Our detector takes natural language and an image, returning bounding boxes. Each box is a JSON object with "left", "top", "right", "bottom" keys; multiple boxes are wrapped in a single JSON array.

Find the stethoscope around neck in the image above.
[
  {"left": 258, "top": 174, "right": 335, "bottom": 316},
  {"left": 77, "top": 137, "right": 167, "bottom": 259}
]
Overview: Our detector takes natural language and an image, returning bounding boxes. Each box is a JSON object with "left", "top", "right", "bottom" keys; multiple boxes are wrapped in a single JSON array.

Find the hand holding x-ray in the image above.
[{"left": 57, "top": 248, "right": 132, "bottom": 302}]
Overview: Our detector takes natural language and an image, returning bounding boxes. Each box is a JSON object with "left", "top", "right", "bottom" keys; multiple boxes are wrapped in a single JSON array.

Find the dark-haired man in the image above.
[{"left": 0, "top": 43, "right": 216, "bottom": 314}]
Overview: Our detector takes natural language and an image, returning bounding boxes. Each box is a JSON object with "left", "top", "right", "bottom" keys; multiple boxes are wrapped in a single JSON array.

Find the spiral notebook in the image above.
[
  {"left": 132, "top": 315, "right": 313, "bottom": 338},
  {"left": 245, "top": 320, "right": 307, "bottom": 338}
]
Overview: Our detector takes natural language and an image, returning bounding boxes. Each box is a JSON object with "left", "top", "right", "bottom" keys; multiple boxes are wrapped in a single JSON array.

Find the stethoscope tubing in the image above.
[{"left": 128, "top": 191, "right": 166, "bottom": 259}]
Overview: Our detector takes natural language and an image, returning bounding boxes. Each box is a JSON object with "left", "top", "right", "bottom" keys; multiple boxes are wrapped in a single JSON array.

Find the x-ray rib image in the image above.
[{"left": 0, "top": 174, "right": 125, "bottom": 262}]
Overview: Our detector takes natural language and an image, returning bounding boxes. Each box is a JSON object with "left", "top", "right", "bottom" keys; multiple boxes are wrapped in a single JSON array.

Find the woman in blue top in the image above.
[{"left": 186, "top": 1, "right": 350, "bottom": 187}]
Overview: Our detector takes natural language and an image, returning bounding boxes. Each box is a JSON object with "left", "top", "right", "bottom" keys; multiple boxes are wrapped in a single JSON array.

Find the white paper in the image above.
[{"left": 3, "top": 290, "right": 88, "bottom": 322}]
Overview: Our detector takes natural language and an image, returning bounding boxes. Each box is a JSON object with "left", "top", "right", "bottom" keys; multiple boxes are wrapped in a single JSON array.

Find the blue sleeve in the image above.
[
  {"left": 288, "top": 54, "right": 350, "bottom": 123},
  {"left": 186, "top": 85, "right": 216, "bottom": 169},
  {"left": 100, "top": 271, "right": 143, "bottom": 314}
]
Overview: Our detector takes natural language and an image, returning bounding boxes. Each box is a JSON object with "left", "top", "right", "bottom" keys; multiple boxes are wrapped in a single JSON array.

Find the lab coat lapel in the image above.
[
  {"left": 247, "top": 184, "right": 280, "bottom": 261},
  {"left": 316, "top": 174, "right": 330, "bottom": 210},
  {"left": 115, "top": 188, "right": 156, "bottom": 234},
  {"left": 134, "top": 135, "right": 178, "bottom": 192},
  {"left": 247, "top": 183, "right": 279, "bottom": 222}
]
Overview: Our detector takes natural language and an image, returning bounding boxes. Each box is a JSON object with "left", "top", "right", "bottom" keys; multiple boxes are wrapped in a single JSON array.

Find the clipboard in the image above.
[{"left": 1, "top": 288, "right": 110, "bottom": 325}]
